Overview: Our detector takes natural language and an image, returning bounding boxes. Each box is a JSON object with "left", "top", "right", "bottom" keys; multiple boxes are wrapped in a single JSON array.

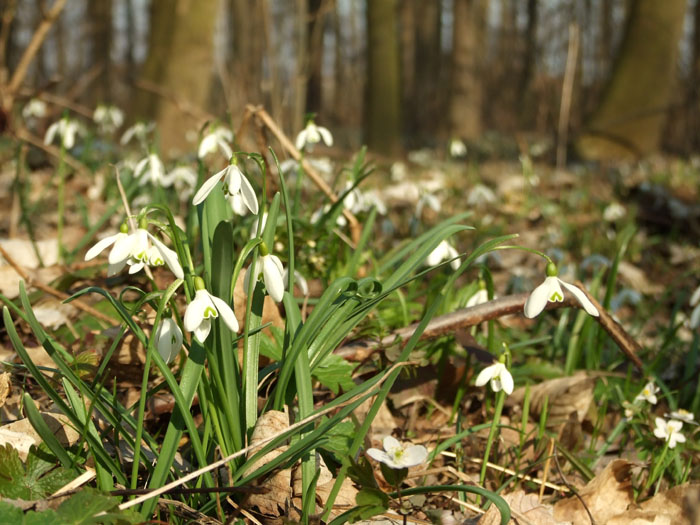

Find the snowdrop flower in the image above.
[
  {"left": 93, "top": 104, "right": 124, "bottom": 133},
  {"left": 366, "top": 436, "right": 428, "bottom": 470},
  {"left": 449, "top": 138, "right": 467, "bottom": 158},
  {"left": 44, "top": 116, "right": 82, "bottom": 149},
  {"left": 22, "top": 99, "right": 47, "bottom": 121},
  {"left": 467, "top": 184, "right": 497, "bottom": 206},
  {"left": 135, "top": 153, "right": 166, "bottom": 186},
  {"left": 603, "top": 202, "right": 626, "bottom": 222},
  {"left": 311, "top": 204, "right": 347, "bottom": 227},
  {"left": 669, "top": 409, "right": 695, "bottom": 424},
  {"left": 162, "top": 165, "right": 197, "bottom": 199},
  {"left": 523, "top": 262, "right": 599, "bottom": 319},
  {"left": 690, "top": 286, "right": 700, "bottom": 330},
  {"left": 475, "top": 361, "right": 514, "bottom": 395},
  {"left": 120, "top": 121, "right": 155, "bottom": 146},
  {"left": 198, "top": 126, "right": 233, "bottom": 159},
  {"left": 635, "top": 381, "right": 659, "bottom": 405},
  {"left": 653, "top": 417, "right": 686, "bottom": 449},
  {"left": 415, "top": 191, "right": 442, "bottom": 218},
  {"left": 360, "top": 189, "right": 388, "bottom": 215},
  {"left": 84, "top": 224, "right": 129, "bottom": 275},
  {"left": 154, "top": 317, "right": 183, "bottom": 364},
  {"left": 192, "top": 164, "right": 258, "bottom": 214},
  {"left": 296, "top": 120, "right": 333, "bottom": 151},
  {"left": 466, "top": 287, "right": 489, "bottom": 308},
  {"left": 184, "top": 277, "right": 239, "bottom": 343},
  {"left": 426, "top": 240, "right": 460, "bottom": 270},
  {"left": 283, "top": 268, "right": 309, "bottom": 296},
  {"left": 245, "top": 248, "right": 285, "bottom": 302}
]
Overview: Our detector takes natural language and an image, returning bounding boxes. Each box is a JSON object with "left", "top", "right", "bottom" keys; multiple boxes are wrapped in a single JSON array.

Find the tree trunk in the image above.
[
  {"left": 576, "top": 0, "right": 687, "bottom": 160},
  {"left": 229, "top": 0, "right": 264, "bottom": 111},
  {"left": 365, "top": 0, "right": 401, "bottom": 155},
  {"left": 87, "top": 0, "right": 112, "bottom": 104},
  {"left": 449, "top": 0, "right": 487, "bottom": 141},
  {"left": 518, "top": 0, "right": 538, "bottom": 126},
  {"left": 304, "top": 0, "right": 324, "bottom": 117}
]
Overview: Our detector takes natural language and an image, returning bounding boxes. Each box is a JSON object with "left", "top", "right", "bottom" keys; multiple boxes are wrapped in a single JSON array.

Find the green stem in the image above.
[
  {"left": 480, "top": 390, "right": 506, "bottom": 493},
  {"left": 57, "top": 143, "right": 66, "bottom": 263},
  {"left": 644, "top": 441, "right": 669, "bottom": 494}
]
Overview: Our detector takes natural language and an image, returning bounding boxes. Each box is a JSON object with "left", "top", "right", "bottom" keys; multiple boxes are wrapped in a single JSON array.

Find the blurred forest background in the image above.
[{"left": 1, "top": 0, "right": 698, "bottom": 161}]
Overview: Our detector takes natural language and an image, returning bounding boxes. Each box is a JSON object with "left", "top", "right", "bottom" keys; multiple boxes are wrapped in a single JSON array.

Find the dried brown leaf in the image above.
[{"left": 480, "top": 490, "right": 571, "bottom": 525}]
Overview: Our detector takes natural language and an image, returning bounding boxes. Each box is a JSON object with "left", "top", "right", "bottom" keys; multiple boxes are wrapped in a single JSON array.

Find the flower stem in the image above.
[
  {"left": 643, "top": 440, "right": 669, "bottom": 494},
  {"left": 56, "top": 143, "right": 66, "bottom": 263},
  {"left": 479, "top": 390, "right": 505, "bottom": 502}
]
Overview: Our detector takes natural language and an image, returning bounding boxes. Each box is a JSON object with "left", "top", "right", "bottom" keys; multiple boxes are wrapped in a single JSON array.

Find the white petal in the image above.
[
  {"left": 85, "top": 233, "right": 121, "bottom": 261},
  {"left": 218, "top": 139, "right": 233, "bottom": 160},
  {"left": 147, "top": 232, "right": 184, "bottom": 279},
  {"left": 426, "top": 241, "right": 448, "bottom": 266},
  {"left": 128, "top": 261, "right": 144, "bottom": 274},
  {"left": 184, "top": 291, "right": 209, "bottom": 332},
  {"left": 295, "top": 130, "right": 307, "bottom": 150},
  {"left": 690, "top": 305, "right": 700, "bottom": 330},
  {"left": 524, "top": 277, "right": 559, "bottom": 318},
  {"left": 262, "top": 255, "right": 285, "bottom": 302},
  {"left": 401, "top": 445, "right": 428, "bottom": 467},
  {"left": 228, "top": 193, "right": 248, "bottom": 216},
  {"left": 475, "top": 364, "right": 496, "bottom": 387},
  {"left": 560, "top": 280, "right": 599, "bottom": 317},
  {"left": 198, "top": 134, "right": 218, "bottom": 158},
  {"left": 500, "top": 368, "right": 514, "bottom": 395},
  {"left": 239, "top": 174, "right": 259, "bottom": 215},
  {"left": 44, "top": 122, "right": 58, "bottom": 145},
  {"left": 192, "top": 172, "right": 223, "bottom": 205},
  {"left": 466, "top": 289, "right": 488, "bottom": 308},
  {"left": 653, "top": 426, "right": 667, "bottom": 440},
  {"left": 155, "top": 318, "right": 182, "bottom": 364},
  {"left": 318, "top": 126, "right": 333, "bottom": 147},
  {"left": 382, "top": 436, "right": 401, "bottom": 452},
  {"left": 107, "top": 259, "right": 127, "bottom": 276},
  {"left": 366, "top": 448, "right": 391, "bottom": 464},
  {"left": 691, "top": 285, "right": 700, "bottom": 307},
  {"left": 108, "top": 234, "right": 136, "bottom": 264},
  {"left": 210, "top": 295, "right": 239, "bottom": 333},
  {"left": 194, "top": 318, "right": 211, "bottom": 343}
]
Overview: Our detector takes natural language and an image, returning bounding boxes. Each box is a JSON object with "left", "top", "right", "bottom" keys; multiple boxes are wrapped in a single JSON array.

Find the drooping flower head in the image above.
[
  {"left": 154, "top": 317, "right": 183, "bottom": 364},
  {"left": 475, "top": 360, "right": 514, "bottom": 395},
  {"left": 524, "top": 262, "right": 599, "bottom": 319},
  {"left": 135, "top": 152, "right": 166, "bottom": 186},
  {"left": 44, "top": 116, "right": 83, "bottom": 149},
  {"left": 244, "top": 242, "right": 285, "bottom": 303},
  {"left": 184, "top": 277, "right": 239, "bottom": 343},
  {"left": 366, "top": 436, "right": 428, "bottom": 470},
  {"left": 198, "top": 125, "right": 233, "bottom": 160},
  {"left": 162, "top": 165, "right": 198, "bottom": 199},
  {"left": 120, "top": 121, "right": 155, "bottom": 146},
  {"left": 295, "top": 120, "right": 333, "bottom": 151},
  {"left": 425, "top": 240, "right": 460, "bottom": 270},
  {"left": 93, "top": 104, "right": 124, "bottom": 134},
  {"left": 22, "top": 99, "right": 47, "bottom": 121},
  {"left": 192, "top": 163, "right": 258, "bottom": 214}
]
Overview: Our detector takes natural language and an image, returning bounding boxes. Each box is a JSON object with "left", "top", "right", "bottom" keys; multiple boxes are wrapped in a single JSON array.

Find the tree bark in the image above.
[
  {"left": 576, "top": 0, "right": 687, "bottom": 160},
  {"left": 304, "top": 0, "right": 324, "bottom": 117},
  {"left": 365, "top": 0, "right": 401, "bottom": 155},
  {"left": 87, "top": 0, "right": 112, "bottom": 104}
]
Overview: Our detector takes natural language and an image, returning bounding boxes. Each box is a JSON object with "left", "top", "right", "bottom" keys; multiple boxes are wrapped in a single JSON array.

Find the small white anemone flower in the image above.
[
  {"left": 426, "top": 240, "right": 460, "bottom": 270},
  {"left": 466, "top": 288, "right": 489, "bottom": 308},
  {"left": 184, "top": 278, "right": 239, "bottom": 343},
  {"left": 135, "top": 153, "right": 166, "bottom": 186},
  {"left": 635, "top": 381, "right": 659, "bottom": 405},
  {"left": 366, "top": 436, "right": 428, "bottom": 470},
  {"left": 120, "top": 121, "right": 155, "bottom": 146},
  {"left": 669, "top": 409, "right": 695, "bottom": 424},
  {"left": 93, "top": 104, "right": 124, "bottom": 133},
  {"left": 198, "top": 126, "right": 233, "bottom": 159},
  {"left": 22, "top": 99, "right": 47, "bottom": 121},
  {"left": 295, "top": 120, "right": 333, "bottom": 151},
  {"left": 162, "top": 165, "right": 197, "bottom": 199},
  {"left": 449, "top": 138, "right": 467, "bottom": 158},
  {"left": 192, "top": 164, "right": 258, "bottom": 214},
  {"left": 154, "top": 317, "right": 183, "bottom": 364},
  {"left": 44, "top": 116, "right": 83, "bottom": 149},
  {"left": 653, "top": 417, "right": 686, "bottom": 449},
  {"left": 524, "top": 262, "right": 599, "bottom": 319},
  {"left": 245, "top": 250, "right": 285, "bottom": 303},
  {"left": 475, "top": 361, "right": 514, "bottom": 395}
]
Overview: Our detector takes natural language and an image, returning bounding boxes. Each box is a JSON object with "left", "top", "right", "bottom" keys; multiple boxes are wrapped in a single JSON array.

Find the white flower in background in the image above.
[
  {"left": 44, "top": 116, "right": 83, "bottom": 149},
  {"left": 198, "top": 126, "right": 234, "bottom": 159},
  {"left": 162, "top": 165, "right": 197, "bottom": 199},
  {"left": 449, "top": 138, "right": 467, "bottom": 158},
  {"left": 120, "top": 121, "right": 155, "bottom": 146},
  {"left": 415, "top": 191, "right": 442, "bottom": 218},
  {"left": 245, "top": 252, "right": 285, "bottom": 302},
  {"left": 524, "top": 262, "right": 599, "bottom": 318},
  {"left": 135, "top": 153, "right": 166, "bottom": 186},
  {"left": 249, "top": 212, "right": 268, "bottom": 239},
  {"left": 296, "top": 120, "right": 333, "bottom": 151},
  {"left": 192, "top": 164, "right": 258, "bottom": 214},
  {"left": 475, "top": 361, "right": 514, "bottom": 395},
  {"left": 341, "top": 182, "right": 363, "bottom": 213},
  {"left": 426, "top": 240, "right": 460, "bottom": 270},
  {"left": 635, "top": 381, "right": 659, "bottom": 405},
  {"left": 653, "top": 417, "right": 686, "bottom": 449},
  {"left": 467, "top": 184, "right": 497, "bottom": 206},
  {"left": 184, "top": 278, "right": 239, "bottom": 343},
  {"left": 669, "top": 409, "right": 695, "bottom": 424},
  {"left": 603, "top": 202, "right": 626, "bottom": 222},
  {"left": 154, "top": 317, "right": 183, "bottom": 364},
  {"left": 93, "top": 104, "right": 124, "bottom": 133},
  {"left": 366, "top": 436, "right": 428, "bottom": 470},
  {"left": 690, "top": 286, "right": 700, "bottom": 330},
  {"left": 311, "top": 204, "right": 347, "bottom": 228},
  {"left": 466, "top": 288, "right": 489, "bottom": 308},
  {"left": 359, "top": 189, "right": 388, "bottom": 215},
  {"left": 283, "top": 268, "right": 309, "bottom": 296},
  {"left": 22, "top": 98, "right": 47, "bottom": 121}
]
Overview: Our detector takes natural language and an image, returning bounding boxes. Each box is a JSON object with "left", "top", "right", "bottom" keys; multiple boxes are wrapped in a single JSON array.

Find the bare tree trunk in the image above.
[
  {"left": 87, "top": 0, "right": 112, "bottom": 104},
  {"left": 304, "top": 0, "right": 324, "bottom": 118},
  {"left": 518, "top": 0, "right": 538, "bottom": 126},
  {"left": 576, "top": 0, "right": 687, "bottom": 160},
  {"left": 449, "top": 0, "right": 487, "bottom": 141},
  {"left": 293, "top": 0, "right": 307, "bottom": 133},
  {"left": 229, "top": 0, "right": 264, "bottom": 113}
]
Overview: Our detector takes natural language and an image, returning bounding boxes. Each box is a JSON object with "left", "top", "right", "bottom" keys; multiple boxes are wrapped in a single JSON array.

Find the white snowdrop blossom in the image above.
[
  {"left": 467, "top": 184, "right": 497, "bottom": 206},
  {"left": 245, "top": 252, "right": 285, "bottom": 302},
  {"left": 296, "top": 120, "right": 333, "bottom": 151},
  {"left": 426, "top": 240, "right": 460, "bottom": 270},
  {"left": 523, "top": 262, "right": 599, "bottom": 319},
  {"left": 135, "top": 153, "right": 166, "bottom": 186},
  {"left": 449, "top": 138, "right": 467, "bottom": 158},
  {"left": 84, "top": 226, "right": 129, "bottom": 276},
  {"left": 669, "top": 409, "right": 695, "bottom": 424},
  {"left": 198, "top": 126, "right": 234, "bottom": 159},
  {"left": 466, "top": 288, "right": 489, "bottom": 308},
  {"left": 93, "top": 104, "right": 124, "bottom": 133},
  {"left": 44, "top": 117, "right": 83, "bottom": 149},
  {"left": 635, "top": 381, "right": 659, "bottom": 405},
  {"left": 22, "top": 99, "right": 47, "bottom": 120},
  {"left": 283, "top": 268, "right": 309, "bottom": 296},
  {"left": 690, "top": 286, "right": 700, "bottom": 330},
  {"left": 154, "top": 317, "right": 183, "bottom": 364},
  {"left": 162, "top": 165, "right": 197, "bottom": 199},
  {"left": 475, "top": 361, "right": 514, "bottom": 395},
  {"left": 653, "top": 417, "right": 686, "bottom": 449},
  {"left": 603, "top": 202, "right": 626, "bottom": 222},
  {"left": 366, "top": 436, "right": 428, "bottom": 470},
  {"left": 120, "top": 121, "right": 155, "bottom": 146},
  {"left": 415, "top": 192, "right": 442, "bottom": 218},
  {"left": 311, "top": 204, "right": 347, "bottom": 227},
  {"left": 184, "top": 279, "right": 239, "bottom": 343},
  {"left": 192, "top": 164, "right": 258, "bottom": 214}
]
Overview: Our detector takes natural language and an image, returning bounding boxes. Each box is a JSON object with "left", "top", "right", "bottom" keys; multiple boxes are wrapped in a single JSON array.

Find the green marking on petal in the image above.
[
  {"left": 549, "top": 291, "right": 563, "bottom": 302},
  {"left": 203, "top": 306, "right": 218, "bottom": 319}
]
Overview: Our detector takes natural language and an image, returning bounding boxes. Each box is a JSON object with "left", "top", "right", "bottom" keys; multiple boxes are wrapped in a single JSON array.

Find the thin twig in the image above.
[
  {"left": 14, "top": 127, "right": 91, "bottom": 176},
  {"left": 0, "top": 244, "right": 116, "bottom": 325}
]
